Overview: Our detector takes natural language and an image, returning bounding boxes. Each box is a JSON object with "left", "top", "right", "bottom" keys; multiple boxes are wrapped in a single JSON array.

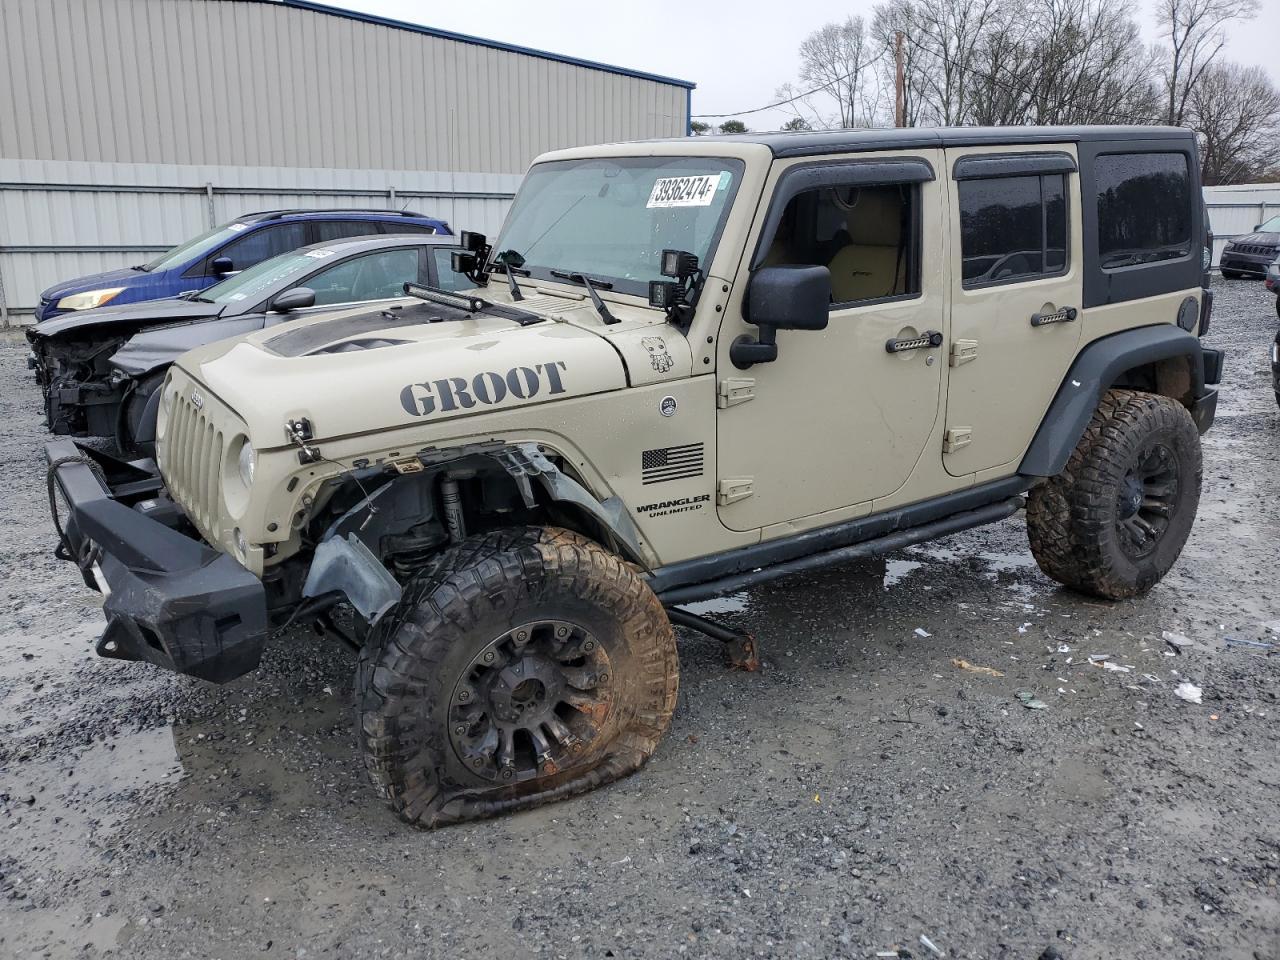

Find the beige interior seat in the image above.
[{"left": 826, "top": 188, "right": 906, "bottom": 303}]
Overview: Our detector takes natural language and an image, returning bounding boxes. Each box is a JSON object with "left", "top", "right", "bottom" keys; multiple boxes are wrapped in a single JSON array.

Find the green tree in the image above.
[
  {"left": 689, "top": 120, "right": 711, "bottom": 136},
  {"left": 718, "top": 120, "right": 749, "bottom": 134},
  {"left": 781, "top": 117, "right": 812, "bottom": 131}
]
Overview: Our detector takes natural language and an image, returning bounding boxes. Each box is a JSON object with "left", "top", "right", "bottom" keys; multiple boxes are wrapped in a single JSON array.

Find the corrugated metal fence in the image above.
[
  {"left": 1205, "top": 183, "right": 1280, "bottom": 269},
  {"left": 0, "top": 158, "right": 522, "bottom": 325}
]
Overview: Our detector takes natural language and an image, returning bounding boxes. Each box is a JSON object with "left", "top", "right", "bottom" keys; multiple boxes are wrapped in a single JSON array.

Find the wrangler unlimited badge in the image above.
[{"left": 400, "top": 361, "right": 568, "bottom": 417}]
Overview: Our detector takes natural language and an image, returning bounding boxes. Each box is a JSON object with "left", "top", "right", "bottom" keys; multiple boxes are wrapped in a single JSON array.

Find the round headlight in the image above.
[{"left": 237, "top": 440, "right": 256, "bottom": 487}]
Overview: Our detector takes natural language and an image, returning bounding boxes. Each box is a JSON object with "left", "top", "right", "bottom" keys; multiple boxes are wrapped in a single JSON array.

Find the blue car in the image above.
[{"left": 33, "top": 208, "right": 450, "bottom": 322}]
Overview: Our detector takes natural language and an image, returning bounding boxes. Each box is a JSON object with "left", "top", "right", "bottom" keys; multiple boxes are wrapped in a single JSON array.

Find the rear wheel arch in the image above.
[{"left": 1020, "top": 326, "right": 1208, "bottom": 478}]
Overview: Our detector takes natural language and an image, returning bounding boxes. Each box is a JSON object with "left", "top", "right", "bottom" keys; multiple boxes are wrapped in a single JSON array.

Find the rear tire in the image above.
[
  {"left": 355, "top": 526, "right": 678, "bottom": 828},
  {"left": 1026, "top": 389, "right": 1202, "bottom": 600},
  {"left": 1220, "top": 269, "right": 1242, "bottom": 280}
]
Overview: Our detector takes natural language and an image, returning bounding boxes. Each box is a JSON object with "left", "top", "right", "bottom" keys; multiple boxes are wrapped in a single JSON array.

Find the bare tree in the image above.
[
  {"left": 871, "top": 0, "right": 930, "bottom": 126},
  {"left": 1158, "top": 0, "right": 1261, "bottom": 125},
  {"left": 897, "top": 0, "right": 1008, "bottom": 124},
  {"left": 794, "top": 17, "right": 885, "bottom": 128},
  {"left": 1189, "top": 62, "right": 1280, "bottom": 185}
]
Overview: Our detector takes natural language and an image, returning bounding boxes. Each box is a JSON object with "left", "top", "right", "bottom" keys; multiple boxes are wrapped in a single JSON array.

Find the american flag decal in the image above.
[{"left": 641, "top": 442, "right": 704, "bottom": 485}]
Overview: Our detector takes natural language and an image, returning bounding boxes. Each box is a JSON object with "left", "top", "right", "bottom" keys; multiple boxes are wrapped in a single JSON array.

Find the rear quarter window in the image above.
[{"left": 1095, "top": 153, "right": 1191, "bottom": 269}]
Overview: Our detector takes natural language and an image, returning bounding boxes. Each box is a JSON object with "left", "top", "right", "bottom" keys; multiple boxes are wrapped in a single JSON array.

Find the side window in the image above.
[
  {"left": 216, "top": 222, "right": 307, "bottom": 272},
  {"left": 427, "top": 247, "right": 473, "bottom": 292},
  {"left": 387, "top": 222, "right": 437, "bottom": 235},
  {"left": 313, "top": 220, "right": 386, "bottom": 242},
  {"left": 958, "top": 174, "right": 1068, "bottom": 287},
  {"left": 306, "top": 248, "right": 421, "bottom": 306},
  {"left": 1095, "top": 153, "right": 1191, "bottom": 268},
  {"left": 765, "top": 183, "right": 920, "bottom": 306}
]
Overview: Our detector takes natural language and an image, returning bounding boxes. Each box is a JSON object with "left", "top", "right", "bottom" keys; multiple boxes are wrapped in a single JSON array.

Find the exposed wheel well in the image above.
[{"left": 1110, "top": 354, "right": 1197, "bottom": 407}]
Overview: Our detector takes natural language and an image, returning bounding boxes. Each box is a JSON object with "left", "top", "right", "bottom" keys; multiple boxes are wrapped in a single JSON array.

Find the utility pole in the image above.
[{"left": 894, "top": 31, "right": 906, "bottom": 128}]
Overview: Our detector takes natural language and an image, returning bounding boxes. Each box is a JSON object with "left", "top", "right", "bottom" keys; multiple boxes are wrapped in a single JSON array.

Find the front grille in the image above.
[
  {"left": 1236, "top": 243, "right": 1277, "bottom": 257},
  {"left": 162, "top": 390, "right": 226, "bottom": 532}
]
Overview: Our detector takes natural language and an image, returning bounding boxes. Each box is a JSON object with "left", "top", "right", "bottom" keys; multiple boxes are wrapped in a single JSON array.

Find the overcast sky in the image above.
[{"left": 328, "top": 0, "right": 1272, "bottom": 131}]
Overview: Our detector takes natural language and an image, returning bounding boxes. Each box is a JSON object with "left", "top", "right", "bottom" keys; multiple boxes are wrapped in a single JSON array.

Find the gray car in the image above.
[{"left": 31, "top": 233, "right": 465, "bottom": 450}]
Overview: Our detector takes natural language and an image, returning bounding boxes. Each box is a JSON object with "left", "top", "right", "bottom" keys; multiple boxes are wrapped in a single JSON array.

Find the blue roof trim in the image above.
[{"left": 275, "top": 0, "right": 697, "bottom": 90}]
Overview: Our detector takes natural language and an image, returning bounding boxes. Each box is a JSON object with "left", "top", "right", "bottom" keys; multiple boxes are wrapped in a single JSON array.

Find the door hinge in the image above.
[
  {"left": 717, "top": 377, "right": 755, "bottom": 409},
  {"left": 943, "top": 427, "right": 973, "bottom": 454},
  {"left": 717, "top": 476, "right": 754, "bottom": 505},
  {"left": 950, "top": 339, "right": 978, "bottom": 367}
]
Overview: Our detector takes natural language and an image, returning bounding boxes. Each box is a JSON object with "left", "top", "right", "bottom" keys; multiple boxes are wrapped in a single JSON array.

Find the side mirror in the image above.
[
  {"left": 210, "top": 256, "right": 234, "bottom": 275},
  {"left": 271, "top": 287, "right": 316, "bottom": 312},
  {"left": 730, "top": 265, "right": 830, "bottom": 369}
]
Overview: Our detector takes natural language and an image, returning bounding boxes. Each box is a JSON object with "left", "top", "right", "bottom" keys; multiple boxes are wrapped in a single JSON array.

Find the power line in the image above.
[
  {"left": 692, "top": 50, "right": 889, "bottom": 119},
  {"left": 694, "top": 32, "right": 1161, "bottom": 127}
]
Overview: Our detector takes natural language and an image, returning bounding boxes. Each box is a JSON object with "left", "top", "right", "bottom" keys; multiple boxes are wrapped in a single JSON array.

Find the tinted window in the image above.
[
  {"left": 959, "top": 174, "right": 1068, "bottom": 286},
  {"left": 1096, "top": 153, "right": 1191, "bottom": 268},
  {"left": 387, "top": 223, "right": 437, "bottom": 235},
  {"left": 146, "top": 220, "right": 256, "bottom": 272},
  {"left": 313, "top": 220, "right": 386, "bottom": 242},
  {"left": 764, "top": 183, "right": 920, "bottom": 306},
  {"left": 217, "top": 222, "right": 308, "bottom": 272},
  {"left": 307, "top": 248, "right": 421, "bottom": 305},
  {"left": 427, "top": 247, "right": 476, "bottom": 292}
]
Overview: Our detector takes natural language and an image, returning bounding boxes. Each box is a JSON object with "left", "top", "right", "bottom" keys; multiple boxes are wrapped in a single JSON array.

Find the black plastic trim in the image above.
[
  {"left": 46, "top": 439, "right": 268, "bottom": 683},
  {"left": 1018, "top": 325, "right": 1210, "bottom": 477},
  {"left": 952, "top": 151, "right": 1077, "bottom": 180},
  {"left": 647, "top": 475, "right": 1031, "bottom": 598}
]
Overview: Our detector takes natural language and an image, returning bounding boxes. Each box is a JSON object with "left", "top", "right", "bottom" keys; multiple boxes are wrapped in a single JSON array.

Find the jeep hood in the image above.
[
  {"left": 32, "top": 297, "right": 223, "bottom": 339},
  {"left": 175, "top": 298, "right": 634, "bottom": 445}
]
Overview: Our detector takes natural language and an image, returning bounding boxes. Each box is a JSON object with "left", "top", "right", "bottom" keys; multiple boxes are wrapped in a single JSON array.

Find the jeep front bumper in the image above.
[{"left": 46, "top": 439, "right": 268, "bottom": 683}]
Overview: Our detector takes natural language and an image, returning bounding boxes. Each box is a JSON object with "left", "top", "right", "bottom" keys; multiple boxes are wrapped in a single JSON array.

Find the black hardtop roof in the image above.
[
  {"left": 238, "top": 208, "right": 437, "bottom": 222},
  {"left": 686, "top": 125, "right": 1194, "bottom": 158}
]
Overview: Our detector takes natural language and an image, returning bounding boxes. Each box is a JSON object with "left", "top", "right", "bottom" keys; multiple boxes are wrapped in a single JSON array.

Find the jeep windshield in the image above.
[{"left": 493, "top": 156, "right": 745, "bottom": 298}]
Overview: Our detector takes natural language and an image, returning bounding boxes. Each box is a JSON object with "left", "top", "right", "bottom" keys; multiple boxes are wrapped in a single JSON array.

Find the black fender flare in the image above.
[{"left": 1019, "top": 325, "right": 1209, "bottom": 478}]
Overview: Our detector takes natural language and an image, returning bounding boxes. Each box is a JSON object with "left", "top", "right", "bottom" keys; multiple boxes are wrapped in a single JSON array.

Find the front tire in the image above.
[
  {"left": 356, "top": 526, "right": 678, "bottom": 828},
  {"left": 1220, "top": 269, "right": 1242, "bottom": 280},
  {"left": 1026, "top": 389, "right": 1202, "bottom": 600}
]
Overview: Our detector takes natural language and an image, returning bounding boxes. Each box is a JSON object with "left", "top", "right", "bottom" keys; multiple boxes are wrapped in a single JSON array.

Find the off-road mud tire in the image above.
[
  {"left": 1026, "top": 389, "right": 1202, "bottom": 600},
  {"left": 355, "top": 526, "right": 678, "bottom": 828}
]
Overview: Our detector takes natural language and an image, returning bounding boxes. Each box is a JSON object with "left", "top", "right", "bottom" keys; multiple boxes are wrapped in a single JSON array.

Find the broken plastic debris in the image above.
[
  {"left": 914, "top": 627, "right": 932, "bottom": 638},
  {"left": 1016, "top": 691, "right": 1049, "bottom": 710},
  {"left": 1101, "top": 661, "right": 1133, "bottom": 673},
  {"left": 1174, "top": 681, "right": 1203, "bottom": 704},
  {"left": 1087, "top": 654, "right": 1111, "bottom": 664},
  {"left": 1162, "top": 631, "right": 1193, "bottom": 653},
  {"left": 952, "top": 658, "right": 1004, "bottom": 677},
  {"left": 1057, "top": 643, "right": 1071, "bottom": 653},
  {"left": 1223, "top": 636, "right": 1273, "bottom": 649},
  {"left": 920, "top": 934, "right": 944, "bottom": 957}
]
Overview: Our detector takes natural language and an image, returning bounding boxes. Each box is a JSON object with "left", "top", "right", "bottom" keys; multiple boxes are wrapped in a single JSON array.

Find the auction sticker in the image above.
[{"left": 647, "top": 174, "right": 726, "bottom": 208}]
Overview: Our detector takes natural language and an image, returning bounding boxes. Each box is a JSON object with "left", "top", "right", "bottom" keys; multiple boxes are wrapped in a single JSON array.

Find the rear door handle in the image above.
[
  {"left": 885, "top": 330, "right": 943, "bottom": 353},
  {"left": 1030, "top": 307, "right": 1078, "bottom": 327}
]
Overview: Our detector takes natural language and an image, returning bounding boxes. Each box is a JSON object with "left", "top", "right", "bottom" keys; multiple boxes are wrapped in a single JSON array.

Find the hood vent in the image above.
[{"left": 307, "top": 336, "right": 413, "bottom": 355}]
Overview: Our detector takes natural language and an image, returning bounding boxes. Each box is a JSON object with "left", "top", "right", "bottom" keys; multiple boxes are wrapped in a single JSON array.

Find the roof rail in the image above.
[{"left": 240, "top": 208, "right": 431, "bottom": 221}]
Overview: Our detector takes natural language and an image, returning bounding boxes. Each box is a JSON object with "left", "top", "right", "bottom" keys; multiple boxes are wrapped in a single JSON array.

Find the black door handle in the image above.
[
  {"left": 1030, "top": 307, "right": 1078, "bottom": 327},
  {"left": 885, "top": 330, "right": 943, "bottom": 353}
]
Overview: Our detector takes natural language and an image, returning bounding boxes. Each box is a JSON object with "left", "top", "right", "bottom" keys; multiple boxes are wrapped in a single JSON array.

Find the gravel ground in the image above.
[{"left": 1, "top": 278, "right": 1278, "bottom": 960}]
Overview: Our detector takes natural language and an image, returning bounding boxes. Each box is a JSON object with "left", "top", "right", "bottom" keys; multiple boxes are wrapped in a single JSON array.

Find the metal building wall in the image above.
[
  {"left": 0, "top": 158, "right": 522, "bottom": 319},
  {"left": 1204, "top": 183, "right": 1280, "bottom": 268},
  {"left": 0, "top": 0, "right": 690, "bottom": 173}
]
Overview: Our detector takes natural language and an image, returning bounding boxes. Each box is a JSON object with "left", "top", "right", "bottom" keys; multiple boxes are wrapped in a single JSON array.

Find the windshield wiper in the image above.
[
  {"left": 177, "top": 290, "right": 215, "bottom": 303},
  {"left": 130, "top": 264, "right": 150, "bottom": 272},
  {"left": 492, "top": 256, "right": 529, "bottom": 302},
  {"left": 550, "top": 270, "right": 619, "bottom": 325}
]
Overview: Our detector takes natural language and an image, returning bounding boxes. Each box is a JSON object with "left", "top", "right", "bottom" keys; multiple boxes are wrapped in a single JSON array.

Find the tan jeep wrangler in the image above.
[{"left": 47, "top": 126, "right": 1222, "bottom": 827}]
